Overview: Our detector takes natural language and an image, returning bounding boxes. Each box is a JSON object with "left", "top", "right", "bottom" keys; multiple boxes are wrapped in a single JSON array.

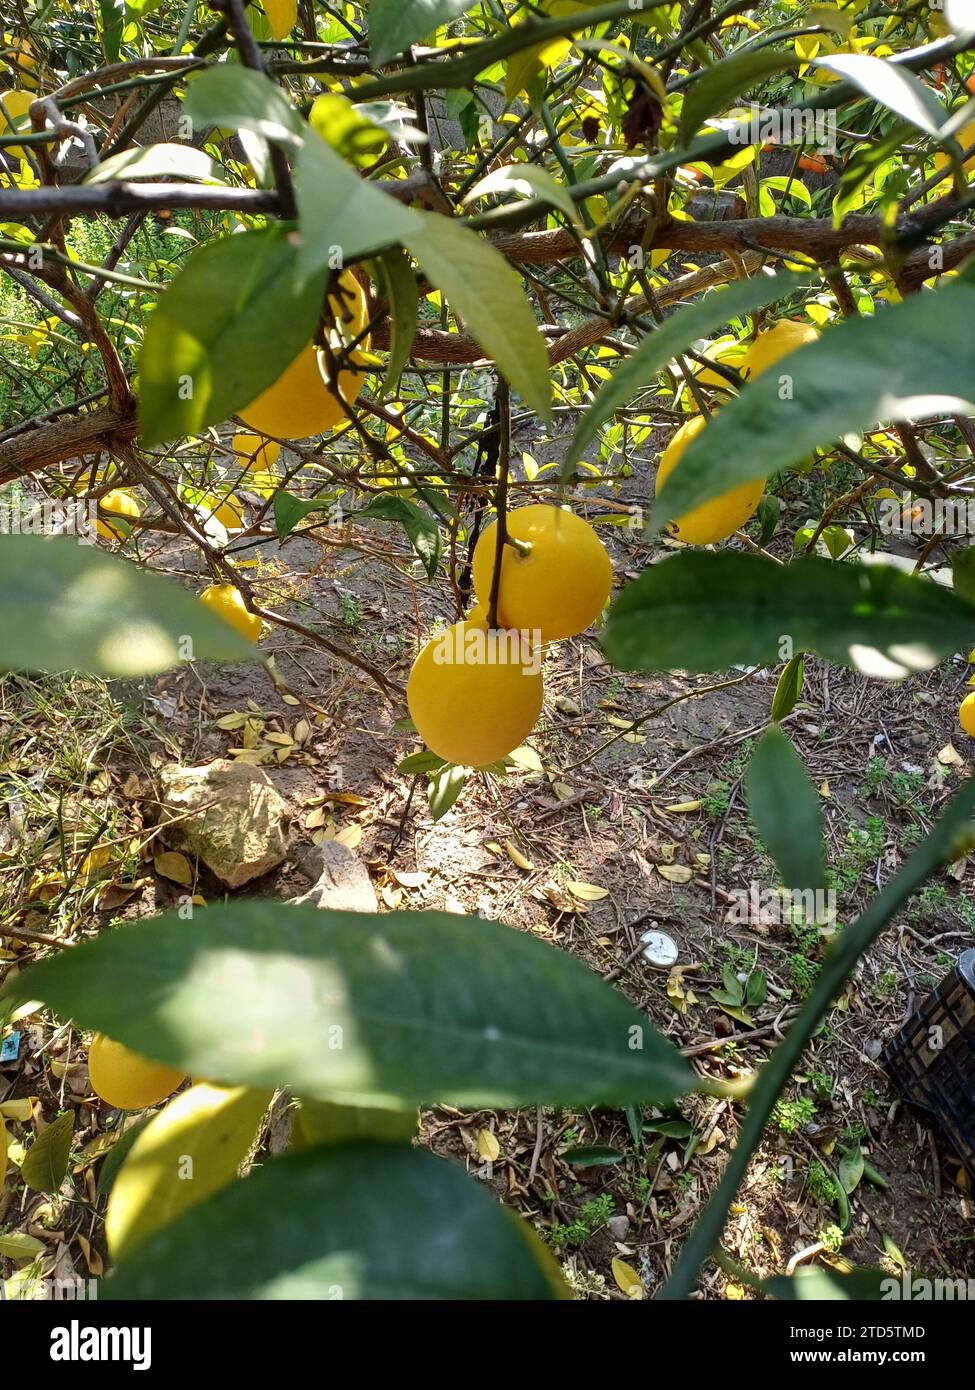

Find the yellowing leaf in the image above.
[
  {"left": 657, "top": 864, "right": 693, "bottom": 883},
  {"left": 106, "top": 1084, "right": 271, "bottom": 1261},
  {"left": 0, "top": 1231, "right": 45, "bottom": 1261},
  {"left": 477, "top": 1129, "right": 501, "bottom": 1161},
  {"left": 154, "top": 850, "right": 194, "bottom": 886},
  {"left": 566, "top": 881, "right": 609, "bottom": 902},
  {"left": 507, "top": 745, "right": 543, "bottom": 771},
  {"left": 612, "top": 1257, "right": 643, "bottom": 1299},
  {"left": 503, "top": 838, "right": 535, "bottom": 871},
  {"left": 661, "top": 800, "right": 703, "bottom": 813},
  {"left": 263, "top": 0, "right": 297, "bottom": 41},
  {"left": 0, "top": 1098, "right": 35, "bottom": 1121}
]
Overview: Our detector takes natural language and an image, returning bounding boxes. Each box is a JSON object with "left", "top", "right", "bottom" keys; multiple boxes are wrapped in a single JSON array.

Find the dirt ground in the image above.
[{"left": 1, "top": 421, "right": 974, "bottom": 1300}]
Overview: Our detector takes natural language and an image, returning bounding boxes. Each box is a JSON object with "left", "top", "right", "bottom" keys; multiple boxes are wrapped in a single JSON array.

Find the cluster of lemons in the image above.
[
  {"left": 654, "top": 318, "right": 819, "bottom": 545},
  {"left": 408, "top": 505, "right": 613, "bottom": 768}
]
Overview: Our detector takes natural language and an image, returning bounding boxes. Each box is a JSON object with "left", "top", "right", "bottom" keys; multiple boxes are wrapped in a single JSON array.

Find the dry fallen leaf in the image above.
[
  {"left": 153, "top": 851, "right": 194, "bottom": 886},
  {"left": 215, "top": 712, "right": 251, "bottom": 730},
  {"left": 611, "top": 1257, "right": 643, "bottom": 1299},
  {"left": 657, "top": 863, "right": 692, "bottom": 884},
  {"left": 121, "top": 773, "right": 144, "bottom": 799},
  {"left": 566, "top": 880, "right": 609, "bottom": 902},
  {"left": 388, "top": 869, "right": 428, "bottom": 889},
  {"left": 939, "top": 743, "right": 964, "bottom": 767},
  {"left": 333, "top": 824, "right": 363, "bottom": 850},
  {"left": 477, "top": 1129, "right": 500, "bottom": 1162},
  {"left": 503, "top": 839, "right": 534, "bottom": 872}
]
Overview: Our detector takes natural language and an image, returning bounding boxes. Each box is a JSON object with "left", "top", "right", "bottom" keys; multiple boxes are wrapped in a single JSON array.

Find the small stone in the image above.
[
  {"left": 606, "top": 1215, "right": 630, "bottom": 1241},
  {"left": 157, "top": 759, "right": 289, "bottom": 889},
  {"left": 289, "top": 840, "right": 378, "bottom": 913}
]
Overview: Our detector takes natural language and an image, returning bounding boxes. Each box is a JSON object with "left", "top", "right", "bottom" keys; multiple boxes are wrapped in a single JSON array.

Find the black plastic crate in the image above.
[{"left": 881, "top": 948, "right": 975, "bottom": 1175}]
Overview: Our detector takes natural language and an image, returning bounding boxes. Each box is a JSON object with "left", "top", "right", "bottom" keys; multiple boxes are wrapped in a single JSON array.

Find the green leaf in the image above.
[
  {"left": 96, "top": 1116, "right": 152, "bottom": 1197},
  {"left": 771, "top": 651, "right": 805, "bottom": 721},
  {"left": 814, "top": 54, "right": 948, "bottom": 139},
  {"left": 396, "top": 750, "right": 447, "bottom": 774},
  {"left": 745, "top": 969, "right": 767, "bottom": 1008},
  {"left": 0, "top": 903, "right": 695, "bottom": 1110},
  {"left": 84, "top": 144, "right": 218, "bottom": 185},
  {"left": 560, "top": 1144, "right": 625, "bottom": 1166},
  {"left": 746, "top": 728, "right": 826, "bottom": 894},
  {"left": 272, "top": 491, "right": 333, "bottom": 541},
  {"left": 654, "top": 281, "right": 975, "bottom": 529},
  {"left": 374, "top": 246, "right": 419, "bottom": 392},
  {"left": 354, "top": 494, "right": 441, "bottom": 579},
  {"left": 603, "top": 551, "right": 975, "bottom": 681},
  {"left": 562, "top": 270, "right": 804, "bottom": 477},
  {"left": 428, "top": 763, "right": 466, "bottom": 820},
  {"left": 0, "top": 538, "right": 255, "bottom": 677},
  {"left": 832, "top": 119, "right": 913, "bottom": 223},
  {"left": 838, "top": 1144, "right": 864, "bottom": 1195},
  {"left": 291, "top": 1100, "right": 419, "bottom": 1148},
  {"left": 369, "top": 0, "right": 483, "bottom": 67},
  {"left": 678, "top": 49, "right": 800, "bottom": 146},
  {"left": 464, "top": 164, "right": 579, "bottom": 223},
  {"left": 755, "top": 493, "right": 780, "bottom": 546},
  {"left": 99, "top": 0, "right": 124, "bottom": 63},
  {"left": 295, "top": 132, "right": 422, "bottom": 284},
  {"left": 643, "top": 1118, "right": 694, "bottom": 1138},
  {"left": 404, "top": 212, "right": 552, "bottom": 422},
  {"left": 138, "top": 227, "right": 327, "bottom": 447},
  {"left": 105, "top": 1143, "right": 566, "bottom": 1299},
  {"left": 21, "top": 1110, "right": 73, "bottom": 1193},
  {"left": 762, "top": 1266, "right": 889, "bottom": 1300},
  {"left": 183, "top": 65, "right": 303, "bottom": 144}
]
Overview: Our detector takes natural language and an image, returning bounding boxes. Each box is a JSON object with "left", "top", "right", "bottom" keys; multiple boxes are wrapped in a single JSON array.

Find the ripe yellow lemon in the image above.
[
  {"left": 959, "top": 692, "right": 975, "bottom": 736},
  {"left": 232, "top": 432, "right": 280, "bottom": 472},
  {"left": 407, "top": 620, "right": 543, "bottom": 768},
  {"left": 2, "top": 34, "right": 37, "bottom": 89},
  {"left": 689, "top": 341, "right": 747, "bottom": 390},
  {"left": 198, "top": 583, "right": 262, "bottom": 643},
  {"left": 88, "top": 1034, "right": 185, "bottom": 1112},
  {"left": 0, "top": 88, "right": 32, "bottom": 131},
  {"left": 471, "top": 505, "right": 612, "bottom": 643},
  {"left": 198, "top": 490, "right": 244, "bottom": 530},
  {"left": 656, "top": 414, "right": 764, "bottom": 546},
  {"left": 96, "top": 488, "right": 141, "bottom": 541},
  {"left": 744, "top": 320, "right": 819, "bottom": 379},
  {"left": 240, "top": 269, "right": 369, "bottom": 439}
]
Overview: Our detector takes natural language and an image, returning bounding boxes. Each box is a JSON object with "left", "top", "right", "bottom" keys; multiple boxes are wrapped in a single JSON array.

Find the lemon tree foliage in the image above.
[
  {"left": 3, "top": 0, "right": 975, "bottom": 1304},
  {"left": 0, "top": 903, "right": 695, "bottom": 1108},
  {"left": 104, "top": 1144, "right": 568, "bottom": 1300},
  {"left": 139, "top": 228, "right": 328, "bottom": 446},
  {"left": 604, "top": 552, "right": 975, "bottom": 678},
  {"left": 0, "top": 538, "right": 256, "bottom": 676},
  {"left": 745, "top": 726, "right": 826, "bottom": 894}
]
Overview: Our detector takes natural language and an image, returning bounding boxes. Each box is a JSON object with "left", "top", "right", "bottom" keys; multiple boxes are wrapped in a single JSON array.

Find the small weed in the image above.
[{"left": 774, "top": 1096, "right": 816, "bottom": 1134}]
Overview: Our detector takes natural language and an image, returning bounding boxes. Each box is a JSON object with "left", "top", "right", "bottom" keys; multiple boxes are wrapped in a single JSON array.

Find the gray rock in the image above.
[
  {"left": 606, "top": 1215, "right": 630, "bottom": 1241},
  {"left": 289, "top": 840, "right": 378, "bottom": 913},
  {"left": 158, "top": 760, "right": 289, "bottom": 888}
]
